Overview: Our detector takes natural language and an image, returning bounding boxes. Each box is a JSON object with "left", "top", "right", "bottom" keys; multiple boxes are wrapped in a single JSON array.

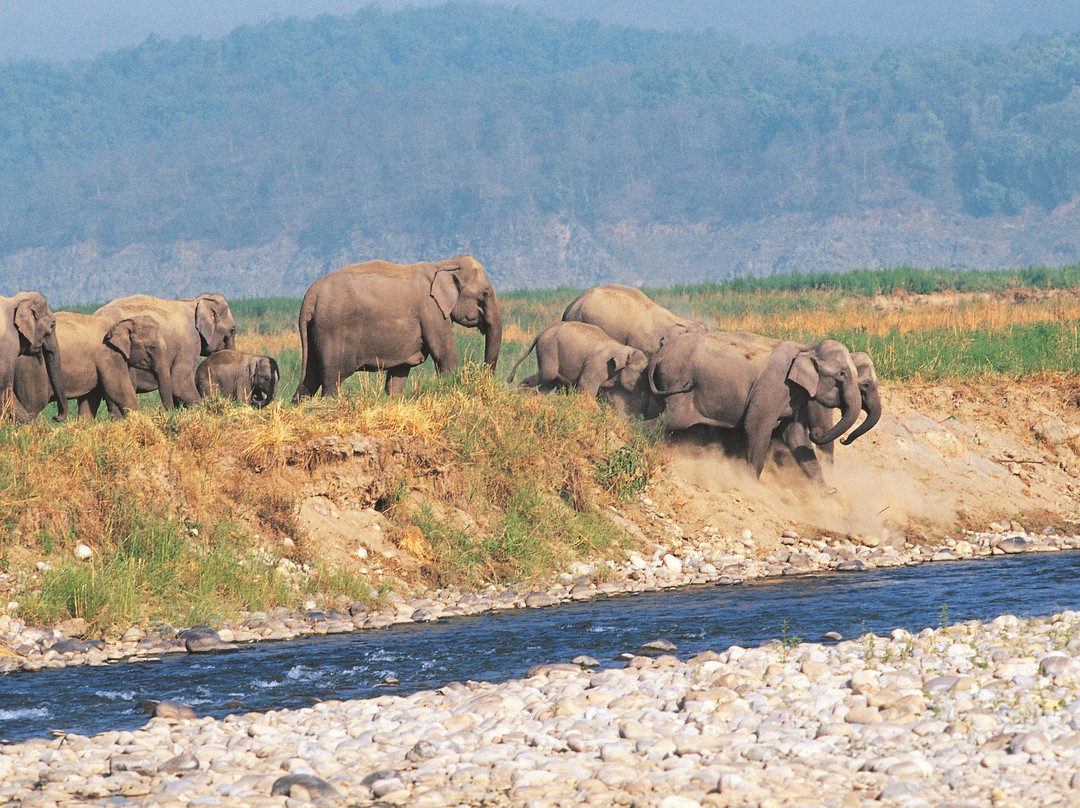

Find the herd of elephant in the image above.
[{"left": 1, "top": 254, "right": 879, "bottom": 486}]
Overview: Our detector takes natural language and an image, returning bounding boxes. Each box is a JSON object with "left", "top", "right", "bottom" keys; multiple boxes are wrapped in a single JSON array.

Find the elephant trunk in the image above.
[
  {"left": 840, "top": 386, "right": 882, "bottom": 445},
  {"left": 42, "top": 331, "right": 67, "bottom": 421},
  {"left": 811, "top": 372, "right": 862, "bottom": 446},
  {"left": 155, "top": 364, "right": 176, "bottom": 411},
  {"left": 481, "top": 290, "right": 502, "bottom": 370}
]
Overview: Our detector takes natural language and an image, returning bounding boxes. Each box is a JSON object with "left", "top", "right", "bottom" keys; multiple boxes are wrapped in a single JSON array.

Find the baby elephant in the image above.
[
  {"left": 196, "top": 350, "right": 279, "bottom": 408},
  {"left": 507, "top": 321, "right": 649, "bottom": 414}
]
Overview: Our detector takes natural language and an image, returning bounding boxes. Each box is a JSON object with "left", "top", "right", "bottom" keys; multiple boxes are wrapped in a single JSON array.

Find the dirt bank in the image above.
[{"left": 294, "top": 381, "right": 1080, "bottom": 582}]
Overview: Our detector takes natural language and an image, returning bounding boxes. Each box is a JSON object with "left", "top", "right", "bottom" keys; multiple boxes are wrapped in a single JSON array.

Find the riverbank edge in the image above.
[{"left": 1, "top": 508, "right": 1075, "bottom": 676}]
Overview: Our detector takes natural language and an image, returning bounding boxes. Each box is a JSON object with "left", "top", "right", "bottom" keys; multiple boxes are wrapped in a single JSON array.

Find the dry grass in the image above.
[{"left": 2, "top": 364, "right": 650, "bottom": 629}]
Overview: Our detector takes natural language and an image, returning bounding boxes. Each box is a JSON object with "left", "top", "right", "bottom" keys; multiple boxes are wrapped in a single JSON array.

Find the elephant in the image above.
[
  {"left": 94, "top": 294, "right": 237, "bottom": 409},
  {"left": 291, "top": 255, "right": 502, "bottom": 400},
  {"left": 14, "top": 313, "right": 167, "bottom": 420},
  {"left": 561, "top": 284, "right": 706, "bottom": 357},
  {"left": 645, "top": 330, "right": 863, "bottom": 482},
  {"left": 196, "top": 350, "right": 280, "bottom": 408},
  {"left": 506, "top": 321, "right": 651, "bottom": 414},
  {"left": 806, "top": 351, "right": 882, "bottom": 462},
  {"left": 0, "top": 292, "right": 67, "bottom": 422}
]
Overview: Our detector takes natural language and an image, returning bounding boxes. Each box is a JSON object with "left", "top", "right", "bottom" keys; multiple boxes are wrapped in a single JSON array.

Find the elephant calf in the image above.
[
  {"left": 507, "top": 321, "right": 651, "bottom": 415},
  {"left": 196, "top": 350, "right": 279, "bottom": 408}
]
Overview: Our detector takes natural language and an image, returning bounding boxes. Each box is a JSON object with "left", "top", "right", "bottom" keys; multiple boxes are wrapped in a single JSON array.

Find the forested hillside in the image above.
[{"left": 1, "top": 4, "right": 1079, "bottom": 304}]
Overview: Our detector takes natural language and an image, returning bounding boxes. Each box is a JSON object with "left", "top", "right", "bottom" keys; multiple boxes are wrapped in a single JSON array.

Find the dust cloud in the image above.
[{"left": 662, "top": 432, "right": 958, "bottom": 544}]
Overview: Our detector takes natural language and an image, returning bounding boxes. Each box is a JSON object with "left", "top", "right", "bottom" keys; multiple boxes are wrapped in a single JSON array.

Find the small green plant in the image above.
[
  {"left": 779, "top": 618, "right": 802, "bottom": 660},
  {"left": 939, "top": 601, "right": 950, "bottom": 629},
  {"left": 595, "top": 443, "right": 649, "bottom": 500}
]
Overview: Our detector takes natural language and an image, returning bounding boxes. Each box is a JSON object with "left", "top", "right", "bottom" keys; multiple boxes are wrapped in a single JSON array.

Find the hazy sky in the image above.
[{"left": 1, "top": 1, "right": 1079, "bottom": 63}]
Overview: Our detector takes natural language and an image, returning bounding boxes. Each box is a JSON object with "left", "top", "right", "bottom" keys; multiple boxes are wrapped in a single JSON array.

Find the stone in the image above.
[
  {"left": 844, "top": 707, "right": 882, "bottom": 724},
  {"left": 524, "top": 592, "right": 557, "bottom": 608},
  {"left": 145, "top": 700, "right": 197, "bottom": 720},
  {"left": 270, "top": 773, "right": 340, "bottom": 800},
  {"left": 159, "top": 753, "right": 199, "bottom": 774},
  {"left": 180, "top": 627, "right": 233, "bottom": 653},
  {"left": 640, "top": 638, "right": 677, "bottom": 654},
  {"left": 998, "top": 536, "right": 1030, "bottom": 554}
]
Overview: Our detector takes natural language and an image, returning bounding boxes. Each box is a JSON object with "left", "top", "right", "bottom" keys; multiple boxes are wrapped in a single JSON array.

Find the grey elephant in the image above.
[
  {"left": 14, "top": 313, "right": 167, "bottom": 419},
  {"left": 646, "top": 330, "right": 863, "bottom": 482},
  {"left": 506, "top": 321, "right": 651, "bottom": 414},
  {"left": 1, "top": 291, "right": 67, "bottom": 422},
  {"left": 562, "top": 284, "right": 706, "bottom": 357},
  {"left": 196, "top": 350, "right": 279, "bottom": 408},
  {"left": 94, "top": 294, "right": 237, "bottom": 409},
  {"left": 807, "top": 351, "right": 882, "bottom": 462},
  {"left": 292, "top": 255, "right": 502, "bottom": 400}
]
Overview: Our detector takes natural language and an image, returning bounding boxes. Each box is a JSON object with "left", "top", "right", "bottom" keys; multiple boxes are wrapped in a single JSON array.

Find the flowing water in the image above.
[{"left": 2, "top": 550, "right": 1079, "bottom": 744}]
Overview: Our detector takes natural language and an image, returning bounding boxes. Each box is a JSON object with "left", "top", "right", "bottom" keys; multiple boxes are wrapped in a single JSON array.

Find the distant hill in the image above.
[{"left": 0, "top": 4, "right": 1078, "bottom": 305}]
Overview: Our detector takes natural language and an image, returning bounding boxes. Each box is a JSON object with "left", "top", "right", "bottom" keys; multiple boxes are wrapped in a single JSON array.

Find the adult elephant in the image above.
[
  {"left": 646, "top": 330, "right": 862, "bottom": 482},
  {"left": 291, "top": 255, "right": 502, "bottom": 399},
  {"left": 14, "top": 313, "right": 167, "bottom": 419},
  {"left": 807, "top": 351, "right": 882, "bottom": 462},
  {"left": 561, "top": 284, "right": 705, "bottom": 357},
  {"left": 1, "top": 292, "right": 67, "bottom": 422},
  {"left": 94, "top": 294, "right": 237, "bottom": 408}
]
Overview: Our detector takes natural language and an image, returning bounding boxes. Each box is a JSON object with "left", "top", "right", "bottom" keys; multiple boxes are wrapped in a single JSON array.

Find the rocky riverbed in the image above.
[
  {"left": 2, "top": 510, "right": 1076, "bottom": 674},
  {"left": 4, "top": 608, "right": 1080, "bottom": 807}
]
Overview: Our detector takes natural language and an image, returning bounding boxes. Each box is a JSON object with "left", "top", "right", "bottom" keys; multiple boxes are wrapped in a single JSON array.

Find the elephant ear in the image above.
[
  {"left": 13, "top": 298, "right": 44, "bottom": 350},
  {"left": 430, "top": 266, "right": 461, "bottom": 319},
  {"left": 787, "top": 351, "right": 819, "bottom": 397},
  {"left": 609, "top": 347, "right": 633, "bottom": 375},
  {"left": 105, "top": 319, "right": 135, "bottom": 361},
  {"left": 194, "top": 297, "right": 218, "bottom": 349}
]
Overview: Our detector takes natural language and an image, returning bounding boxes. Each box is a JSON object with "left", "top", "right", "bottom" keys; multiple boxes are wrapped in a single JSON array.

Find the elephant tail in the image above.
[
  {"left": 292, "top": 290, "right": 318, "bottom": 402},
  {"left": 506, "top": 334, "right": 540, "bottom": 383}
]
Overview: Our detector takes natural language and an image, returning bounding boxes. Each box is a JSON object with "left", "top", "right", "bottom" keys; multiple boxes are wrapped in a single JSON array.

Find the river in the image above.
[{"left": 1, "top": 550, "right": 1078, "bottom": 743}]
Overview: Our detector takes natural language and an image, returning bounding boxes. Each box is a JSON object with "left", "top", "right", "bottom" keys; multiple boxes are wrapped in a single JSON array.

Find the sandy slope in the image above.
[{"left": 641, "top": 382, "right": 1080, "bottom": 554}]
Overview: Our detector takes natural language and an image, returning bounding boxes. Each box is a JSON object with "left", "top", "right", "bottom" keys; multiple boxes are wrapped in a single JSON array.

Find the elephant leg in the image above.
[
  {"left": 385, "top": 366, "right": 411, "bottom": 396},
  {"left": 578, "top": 362, "right": 609, "bottom": 398},
  {"left": 4, "top": 390, "right": 35, "bottom": 423},
  {"left": 168, "top": 364, "right": 202, "bottom": 407},
  {"left": 78, "top": 394, "right": 102, "bottom": 420},
  {"left": 780, "top": 420, "right": 826, "bottom": 487},
  {"left": 101, "top": 368, "right": 138, "bottom": 418}
]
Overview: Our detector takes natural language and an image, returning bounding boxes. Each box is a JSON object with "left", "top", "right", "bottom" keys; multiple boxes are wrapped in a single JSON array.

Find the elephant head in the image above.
[
  {"left": 14, "top": 292, "right": 67, "bottom": 421},
  {"left": 247, "top": 355, "right": 279, "bottom": 408},
  {"left": 106, "top": 316, "right": 174, "bottom": 411},
  {"left": 430, "top": 255, "right": 503, "bottom": 369},
  {"left": 194, "top": 294, "right": 238, "bottom": 355},
  {"left": 607, "top": 346, "right": 649, "bottom": 393},
  {"left": 787, "top": 339, "right": 862, "bottom": 446},
  {"left": 839, "top": 351, "right": 881, "bottom": 445}
]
